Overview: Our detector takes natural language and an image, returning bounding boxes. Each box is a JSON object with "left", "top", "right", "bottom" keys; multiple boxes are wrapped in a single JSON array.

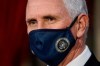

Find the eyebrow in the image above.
[
  {"left": 26, "top": 18, "right": 37, "bottom": 23},
  {"left": 43, "top": 15, "right": 56, "bottom": 19}
]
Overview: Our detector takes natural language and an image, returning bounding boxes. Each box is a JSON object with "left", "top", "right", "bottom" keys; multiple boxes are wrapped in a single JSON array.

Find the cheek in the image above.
[
  {"left": 27, "top": 26, "right": 35, "bottom": 34},
  {"left": 71, "top": 26, "right": 77, "bottom": 39},
  {"left": 27, "top": 27, "right": 31, "bottom": 34}
]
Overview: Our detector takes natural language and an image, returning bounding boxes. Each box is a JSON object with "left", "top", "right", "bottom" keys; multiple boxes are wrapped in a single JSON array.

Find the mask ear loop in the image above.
[{"left": 68, "top": 16, "right": 78, "bottom": 29}]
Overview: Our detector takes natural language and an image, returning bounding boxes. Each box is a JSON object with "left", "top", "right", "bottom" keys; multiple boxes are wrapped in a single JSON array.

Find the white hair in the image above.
[
  {"left": 63, "top": 0, "right": 89, "bottom": 40},
  {"left": 63, "top": 0, "right": 88, "bottom": 19}
]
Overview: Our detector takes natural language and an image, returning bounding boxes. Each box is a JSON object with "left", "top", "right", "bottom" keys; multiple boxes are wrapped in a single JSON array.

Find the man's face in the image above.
[{"left": 26, "top": 0, "right": 72, "bottom": 33}]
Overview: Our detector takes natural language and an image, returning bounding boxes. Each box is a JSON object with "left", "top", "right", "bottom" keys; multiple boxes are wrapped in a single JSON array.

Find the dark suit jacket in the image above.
[{"left": 85, "top": 53, "right": 100, "bottom": 66}]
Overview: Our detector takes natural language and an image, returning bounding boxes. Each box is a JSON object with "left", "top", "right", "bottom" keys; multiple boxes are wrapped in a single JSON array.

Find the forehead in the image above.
[{"left": 26, "top": 0, "right": 68, "bottom": 19}]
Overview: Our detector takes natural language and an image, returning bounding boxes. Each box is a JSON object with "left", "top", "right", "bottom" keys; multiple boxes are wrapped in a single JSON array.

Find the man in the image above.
[{"left": 26, "top": 0, "right": 100, "bottom": 66}]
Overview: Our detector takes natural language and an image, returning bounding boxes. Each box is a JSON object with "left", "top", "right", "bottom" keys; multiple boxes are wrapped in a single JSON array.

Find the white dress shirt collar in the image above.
[{"left": 67, "top": 45, "right": 91, "bottom": 66}]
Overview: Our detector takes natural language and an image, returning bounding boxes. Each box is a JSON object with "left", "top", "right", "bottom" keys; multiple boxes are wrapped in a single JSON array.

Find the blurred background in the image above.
[{"left": 0, "top": 0, "right": 100, "bottom": 66}]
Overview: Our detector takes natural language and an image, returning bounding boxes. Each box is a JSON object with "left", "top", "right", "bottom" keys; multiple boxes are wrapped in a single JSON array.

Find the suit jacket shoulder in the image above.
[{"left": 85, "top": 53, "right": 100, "bottom": 66}]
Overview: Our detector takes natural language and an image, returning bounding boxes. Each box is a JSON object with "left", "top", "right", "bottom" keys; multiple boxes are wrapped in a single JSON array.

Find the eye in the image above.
[
  {"left": 27, "top": 19, "right": 37, "bottom": 25},
  {"left": 44, "top": 16, "right": 56, "bottom": 22}
]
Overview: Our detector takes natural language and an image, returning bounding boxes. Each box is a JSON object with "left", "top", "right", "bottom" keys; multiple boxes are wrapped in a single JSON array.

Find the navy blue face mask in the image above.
[{"left": 29, "top": 16, "right": 78, "bottom": 66}]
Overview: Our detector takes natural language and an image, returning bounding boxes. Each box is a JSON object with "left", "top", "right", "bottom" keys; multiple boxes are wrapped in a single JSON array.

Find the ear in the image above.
[{"left": 76, "top": 13, "right": 89, "bottom": 38}]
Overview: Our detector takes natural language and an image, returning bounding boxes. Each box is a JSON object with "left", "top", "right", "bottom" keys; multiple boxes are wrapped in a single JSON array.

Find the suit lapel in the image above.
[{"left": 85, "top": 53, "right": 100, "bottom": 66}]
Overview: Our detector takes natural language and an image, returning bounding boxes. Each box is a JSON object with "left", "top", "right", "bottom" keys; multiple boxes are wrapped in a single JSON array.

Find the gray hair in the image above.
[
  {"left": 63, "top": 0, "right": 88, "bottom": 19},
  {"left": 63, "top": 0, "right": 89, "bottom": 40}
]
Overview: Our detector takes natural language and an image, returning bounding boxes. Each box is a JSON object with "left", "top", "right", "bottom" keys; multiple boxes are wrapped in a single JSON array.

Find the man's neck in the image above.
[{"left": 58, "top": 39, "right": 85, "bottom": 66}]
